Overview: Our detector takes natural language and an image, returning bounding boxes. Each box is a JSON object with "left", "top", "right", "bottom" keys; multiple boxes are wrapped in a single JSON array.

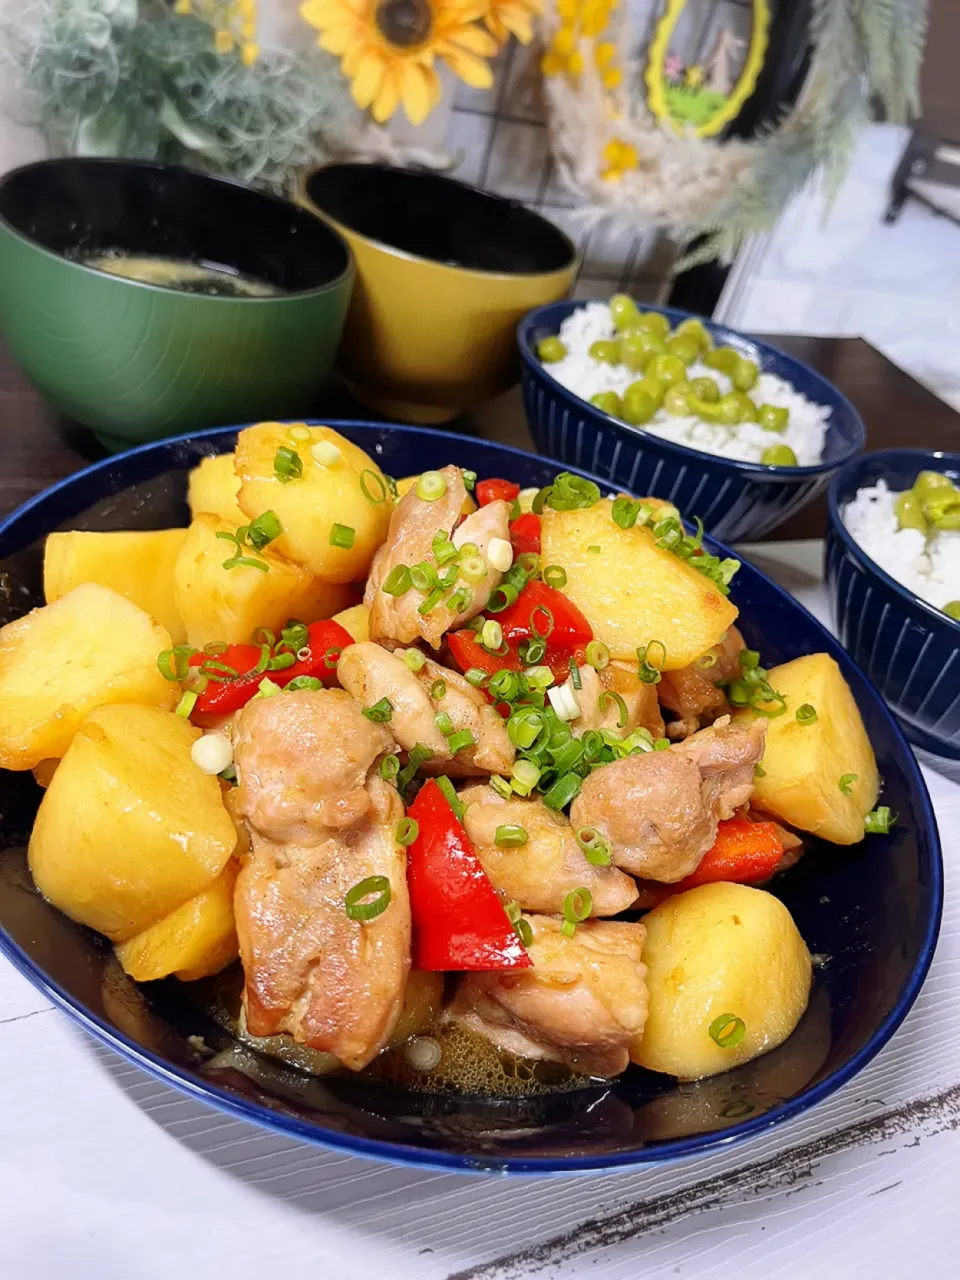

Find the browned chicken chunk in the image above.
[
  {"left": 365, "top": 466, "right": 509, "bottom": 649},
  {"left": 659, "top": 625, "right": 745, "bottom": 740},
  {"left": 337, "top": 641, "right": 514, "bottom": 776},
  {"left": 232, "top": 690, "right": 410, "bottom": 1069},
  {"left": 572, "top": 662, "right": 664, "bottom": 739},
  {"left": 569, "top": 715, "right": 766, "bottom": 882},
  {"left": 451, "top": 915, "right": 648, "bottom": 1077},
  {"left": 458, "top": 782, "right": 638, "bottom": 915}
]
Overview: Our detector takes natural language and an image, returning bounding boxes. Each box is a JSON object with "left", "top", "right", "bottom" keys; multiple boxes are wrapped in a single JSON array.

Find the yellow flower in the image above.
[
  {"left": 241, "top": 42, "right": 260, "bottom": 64},
  {"left": 580, "top": 0, "right": 609, "bottom": 36},
  {"left": 483, "top": 0, "right": 542, "bottom": 46},
  {"left": 551, "top": 23, "right": 576, "bottom": 57},
  {"left": 214, "top": 27, "right": 234, "bottom": 53},
  {"left": 301, "top": 0, "right": 497, "bottom": 124},
  {"left": 600, "top": 137, "right": 638, "bottom": 182},
  {"left": 601, "top": 66, "right": 621, "bottom": 90},
  {"left": 684, "top": 62, "right": 704, "bottom": 89},
  {"left": 173, "top": 0, "right": 192, "bottom": 13},
  {"left": 594, "top": 40, "right": 615, "bottom": 67}
]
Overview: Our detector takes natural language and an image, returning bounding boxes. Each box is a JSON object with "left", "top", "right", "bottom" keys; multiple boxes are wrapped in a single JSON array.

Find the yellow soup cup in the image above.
[{"left": 298, "top": 163, "right": 579, "bottom": 424}]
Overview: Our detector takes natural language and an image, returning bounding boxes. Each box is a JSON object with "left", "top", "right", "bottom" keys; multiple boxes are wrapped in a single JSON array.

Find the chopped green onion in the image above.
[
  {"left": 611, "top": 496, "right": 641, "bottom": 529},
  {"left": 280, "top": 621, "right": 309, "bottom": 651},
  {"left": 508, "top": 707, "right": 546, "bottom": 749},
  {"left": 697, "top": 651, "right": 718, "bottom": 669},
  {"left": 418, "top": 588, "right": 445, "bottom": 615},
  {"left": 598, "top": 689, "right": 628, "bottom": 728},
  {"left": 796, "top": 703, "right": 818, "bottom": 724},
  {"left": 434, "top": 709, "right": 454, "bottom": 736},
  {"left": 330, "top": 523, "right": 355, "bottom": 550},
  {"left": 157, "top": 645, "right": 195, "bottom": 681},
  {"left": 175, "top": 690, "right": 198, "bottom": 718},
  {"left": 530, "top": 605, "right": 554, "bottom": 641},
  {"left": 548, "top": 681, "right": 581, "bottom": 722},
  {"left": 636, "top": 640, "right": 666, "bottom": 684},
  {"left": 653, "top": 737, "right": 670, "bottom": 750},
  {"left": 490, "top": 774, "right": 514, "bottom": 800},
  {"left": 865, "top": 806, "right": 897, "bottom": 834},
  {"left": 345, "top": 875, "right": 392, "bottom": 922},
  {"left": 447, "top": 587, "right": 472, "bottom": 613},
  {"left": 215, "top": 529, "right": 269, "bottom": 573},
  {"left": 432, "top": 530, "right": 459, "bottom": 565},
  {"left": 323, "top": 647, "right": 342, "bottom": 670},
  {"left": 524, "top": 665, "right": 554, "bottom": 690},
  {"left": 380, "top": 754, "right": 400, "bottom": 781},
  {"left": 709, "top": 1013, "right": 746, "bottom": 1049},
  {"left": 200, "top": 657, "right": 240, "bottom": 682},
  {"left": 459, "top": 554, "right": 487, "bottom": 584},
  {"left": 462, "top": 470, "right": 477, "bottom": 491},
  {"left": 268, "top": 651, "right": 296, "bottom": 671},
  {"left": 363, "top": 697, "right": 394, "bottom": 723},
  {"left": 542, "top": 771, "right": 582, "bottom": 811},
  {"left": 575, "top": 827, "right": 611, "bottom": 866},
  {"left": 464, "top": 667, "right": 490, "bottom": 688},
  {"left": 430, "top": 679, "right": 447, "bottom": 700},
  {"left": 588, "top": 544, "right": 601, "bottom": 554},
  {"left": 504, "top": 900, "right": 533, "bottom": 947},
  {"left": 435, "top": 775, "right": 464, "bottom": 820},
  {"left": 203, "top": 641, "right": 228, "bottom": 656},
  {"left": 447, "top": 729, "right": 475, "bottom": 754},
  {"left": 480, "top": 619, "right": 504, "bottom": 652},
  {"left": 543, "top": 473, "right": 602, "bottom": 512},
  {"left": 487, "top": 583, "right": 520, "bottom": 613},
  {"left": 518, "top": 637, "right": 546, "bottom": 665},
  {"left": 489, "top": 669, "right": 521, "bottom": 701},
  {"left": 515, "top": 551, "right": 540, "bottom": 577},
  {"left": 273, "top": 446, "right": 303, "bottom": 483},
  {"left": 495, "top": 824, "right": 528, "bottom": 848},
  {"left": 511, "top": 759, "right": 541, "bottom": 795},
  {"left": 838, "top": 773, "right": 858, "bottom": 796},
  {"left": 253, "top": 676, "right": 282, "bottom": 699},
  {"left": 550, "top": 736, "right": 584, "bottom": 775},
  {"left": 385, "top": 475, "right": 398, "bottom": 499},
  {"left": 246, "top": 510, "right": 282, "bottom": 550},
  {"left": 310, "top": 439, "right": 341, "bottom": 466},
  {"left": 383, "top": 564, "right": 412, "bottom": 596},
  {"left": 360, "top": 469, "right": 388, "bottom": 504},
  {"left": 740, "top": 649, "right": 761, "bottom": 670},
  {"left": 410, "top": 561, "right": 438, "bottom": 592},
  {"left": 754, "top": 763, "right": 766, "bottom": 778},
  {"left": 287, "top": 675, "right": 323, "bottom": 692},
  {"left": 396, "top": 818, "right": 419, "bottom": 847},
  {"left": 417, "top": 471, "right": 447, "bottom": 501},
  {"left": 542, "top": 565, "right": 567, "bottom": 589},
  {"left": 396, "top": 742, "right": 434, "bottom": 791},
  {"left": 403, "top": 648, "right": 426, "bottom": 673},
  {"left": 585, "top": 640, "right": 610, "bottom": 671},
  {"left": 567, "top": 657, "right": 582, "bottom": 690},
  {"left": 560, "top": 886, "right": 592, "bottom": 936}
]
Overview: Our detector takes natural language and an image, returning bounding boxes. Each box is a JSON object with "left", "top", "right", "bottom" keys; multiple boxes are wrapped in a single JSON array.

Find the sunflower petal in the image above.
[
  {"left": 401, "top": 61, "right": 434, "bottom": 125},
  {"left": 497, "top": 4, "right": 535, "bottom": 42},
  {"left": 372, "top": 67, "right": 401, "bottom": 122},
  {"left": 449, "top": 22, "right": 499, "bottom": 55},
  {"left": 441, "top": 44, "right": 494, "bottom": 89},
  {"left": 318, "top": 25, "right": 357, "bottom": 54},
  {"left": 351, "top": 52, "right": 386, "bottom": 110}
]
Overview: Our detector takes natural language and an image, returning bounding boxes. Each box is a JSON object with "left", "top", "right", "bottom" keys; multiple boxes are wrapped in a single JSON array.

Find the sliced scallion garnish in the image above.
[{"left": 344, "top": 875, "right": 392, "bottom": 921}]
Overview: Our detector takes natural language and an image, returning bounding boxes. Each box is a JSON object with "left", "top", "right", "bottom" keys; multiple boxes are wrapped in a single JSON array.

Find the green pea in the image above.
[
  {"left": 674, "top": 318, "right": 712, "bottom": 352},
  {"left": 665, "top": 335, "right": 701, "bottom": 365},
  {"left": 759, "top": 403, "right": 788, "bottom": 432},
  {"left": 537, "top": 336, "right": 567, "bottom": 363},
  {"left": 589, "top": 339, "right": 620, "bottom": 364},
  {"left": 731, "top": 392, "right": 759, "bottom": 422},
  {"left": 647, "top": 353, "right": 688, "bottom": 385},
  {"left": 634, "top": 375, "right": 666, "bottom": 407},
  {"left": 618, "top": 333, "right": 654, "bottom": 372},
  {"left": 714, "top": 393, "right": 746, "bottom": 425},
  {"left": 943, "top": 601, "right": 960, "bottom": 621},
  {"left": 634, "top": 311, "right": 671, "bottom": 339},
  {"left": 609, "top": 293, "right": 641, "bottom": 330},
  {"left": 922, "top": 488, "right": 960, "bottom": 524},
  {"left": 732, "top": 358, "right": 759, "bottom": 392},
  {"left": 590, "top": 391, "right": 622, "bottom": 417},
  {"left": 663, "top": 384, "right": 692, "bottom": 416},
  {"left": 913, "top": 470, "right": 954, "bottom": 503},
  {"left": 690, "top": 376, "right": 720, "bottom": 403},
  {"left": 621, "top": 386, "right": 657, "bottom": 425},
  {"left": 894, "top": 490, "right": 927, "bottom": 534},
  {"left": 762, "top": 444, "right": 798, "bottom": 466},
  {"left": 704, "top": 346, "right": 740, "bottom": 375}
]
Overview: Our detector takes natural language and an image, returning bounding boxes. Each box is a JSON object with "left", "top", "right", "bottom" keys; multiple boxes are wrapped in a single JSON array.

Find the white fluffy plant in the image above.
[{"left": 5, "top": 0, "right": 350, "bottom": 192}]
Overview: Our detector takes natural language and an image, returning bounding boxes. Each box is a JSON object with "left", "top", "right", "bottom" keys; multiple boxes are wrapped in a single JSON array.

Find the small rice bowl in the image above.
[
  {"left": 843, "top": 479, "right": 960, "bottom": 615},
  {"left": 546, "top": 303, "right": 831, "bottom": 466}
]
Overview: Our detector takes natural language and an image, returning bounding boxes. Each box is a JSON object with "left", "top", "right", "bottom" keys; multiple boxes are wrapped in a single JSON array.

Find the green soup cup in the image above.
[{"left": 0, "top": 158, "right": 354, "bottom": 451}]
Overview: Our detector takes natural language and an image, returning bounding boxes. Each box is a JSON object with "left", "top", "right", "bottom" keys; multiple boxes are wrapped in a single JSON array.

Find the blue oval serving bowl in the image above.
[
  {"left": 519, "top": 301, "right": 866, "bottom": 542},
  {"left": 827, "top": 447, "right": 960, "bottom": 760},
  {"left": 0, "top": 424, "right": 940, "bottom": 1174}
]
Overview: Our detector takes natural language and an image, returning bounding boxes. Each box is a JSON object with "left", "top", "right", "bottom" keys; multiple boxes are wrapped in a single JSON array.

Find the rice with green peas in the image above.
[{"left": 544, "top": 302, "right": 831, "bottom": 466}]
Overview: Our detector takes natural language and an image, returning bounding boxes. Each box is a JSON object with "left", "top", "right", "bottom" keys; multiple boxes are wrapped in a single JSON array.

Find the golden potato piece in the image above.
[
  {"left": 738, "top": 653, "right": 879, "bottom": 845},
  {"left": 236, "top": 423, "right": 392, "bottom": 583},
  {"left": 44, "top": 528, "right": 188, "bottom": 645},
  {"left": 331, "top": 602, "right": 370, "bottom": 643},
  {"left": 187, "top": 452, "right": 246, "bottom": 525},
  {"left": 633, "top": 882, "right": 812, "bottom": 1080},
  {"left": 395, "top": 475, "right": 477, "bottom": 516},
  {"left": 173, "top": 513, "right": 352, "bottom": 649},
  {"left": 540, "top": 501, "right": 737, "bottom": 669},
  {"left": 28, "top": 704, "right": 236, "bottom": 942},
  {"left": 115, "top": 859, "right": 240, "bottom": 982},
  {"left": 0, "top": 583, "right": 177, "bottom": 770}
]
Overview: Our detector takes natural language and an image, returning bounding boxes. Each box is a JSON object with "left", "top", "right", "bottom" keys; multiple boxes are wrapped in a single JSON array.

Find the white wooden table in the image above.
[{"left": 2, "top": 542, "right": 958, "bottom": 1280}]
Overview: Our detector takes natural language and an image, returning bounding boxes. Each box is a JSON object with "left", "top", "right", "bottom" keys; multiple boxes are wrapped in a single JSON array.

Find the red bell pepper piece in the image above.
[
  {"left": 405, "top": 780, "right": 532, "bottom": 971},
  {"left": 494, "top": 580, "right": 593, "bottom": 649},
  {"left": 509, "top": 511, "right": 541, "bottom": 555},
  {"left": 633, "top": 817, "right": 786, "bottom": 908},
  {"left": 446, "top": 629, "right": 586, "bottom": 693},
  {"left": 278, "top": 619, "right": 354, "bottom": 686},
  {"left": 476, "top": 477, "right": 520, "bottom": 507}
]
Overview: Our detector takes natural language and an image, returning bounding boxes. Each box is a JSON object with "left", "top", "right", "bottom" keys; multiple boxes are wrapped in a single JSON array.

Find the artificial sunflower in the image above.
[
  {"left": 482, "top": 0, "right": 542, "bottom": 46},
  {"left": 301, "top": 0, "right": 498, "bottom": 125}
]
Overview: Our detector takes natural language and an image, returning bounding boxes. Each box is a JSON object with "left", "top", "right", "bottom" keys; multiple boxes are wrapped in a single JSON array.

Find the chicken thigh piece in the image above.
[
  {"left": 451, "top": 915, "right": 648, "bottom": 1077},
  {"left": 458, "top": 783, "right": 637, "bottom": 915},
  {"left": 232, "top": 690, "right": 410, "bottom": 1069},
  {"left": 569, "top": 716, "right": 766, "bottom": 882},
  {"left": 572, "top": 662, "right": 664, "bottom": 739},
  {"left": 365, "top": 466, "right": 509, "bottom": 649},
  {"left": 337, "top": 642, "right": 514, "bottom": 776},
  {"left": 658, "top": 625, "right": 745, "bottom": 740}
]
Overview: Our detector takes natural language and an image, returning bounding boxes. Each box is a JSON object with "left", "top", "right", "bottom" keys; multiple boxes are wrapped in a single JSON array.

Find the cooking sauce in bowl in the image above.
[{"left": 81, "top": 250, "right": 284, "bottom": 298}]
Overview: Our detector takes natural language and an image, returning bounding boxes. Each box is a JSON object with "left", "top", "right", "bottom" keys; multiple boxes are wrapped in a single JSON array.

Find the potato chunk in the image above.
[
  {"left": 540, "top": 502, "right": 737, "bottom": 669},
  {"left": 331, "top": 602, "right": 370, "bottom": 642},
  {"left": 236, "top": 423, "right": 392, "bottom": 582},
  {"left": 0, "top": 584, "right": 177, "bottom": 769},
  {"left": 44, "top": 528, "right": 188, "bottom": 645},
  {"left": 187, "top": 452, "right": 246, "bottom": 525},
  {"left": 115, "top": 859, "right": 240, "bottom": 982},
  {"left": 632, "top": 882, "right": 812, "bottom": 1080},
  {"left": 173, "top": 513, "right": 352, "bottom": 649},
  {"left": 28, "top": 704, "right": 236, "bottom": 942},
  {"left": 738, "top": 653, "right": 879, "bottom": 845}
]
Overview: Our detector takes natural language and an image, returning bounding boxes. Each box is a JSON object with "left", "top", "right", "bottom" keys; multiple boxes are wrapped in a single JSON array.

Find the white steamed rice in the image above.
[
  {"left": 546, "top": 302, "right": 831, "bottom": 466},
  {"left": 843, "top": 479, "right": 960, "bottom": 615}
]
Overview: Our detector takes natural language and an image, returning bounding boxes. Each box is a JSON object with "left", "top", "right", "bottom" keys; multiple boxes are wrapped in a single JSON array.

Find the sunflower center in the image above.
[{"left": 375, "top": 0, "right": 432, "bottom": 48}]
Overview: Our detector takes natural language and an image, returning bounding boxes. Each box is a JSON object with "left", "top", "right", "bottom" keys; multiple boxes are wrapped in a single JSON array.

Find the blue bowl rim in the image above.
[
  {"left": 0, "top": 420, "right": 942, "bottom": 1176},
  {"left": 518, "top": 299, "right": 866, "bottom": 479},
  {"left": 827, "top": 446, "right": 960, "bottom": 637}
]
